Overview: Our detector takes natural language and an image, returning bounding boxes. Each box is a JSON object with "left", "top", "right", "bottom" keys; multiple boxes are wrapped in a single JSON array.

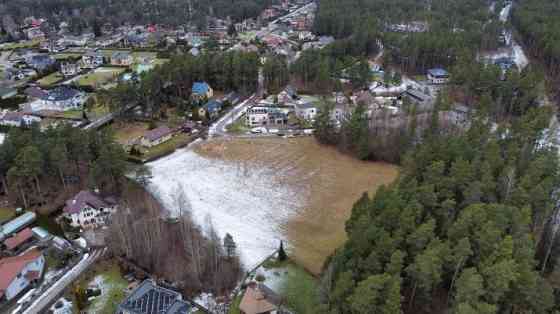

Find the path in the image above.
[
  {"left": 209, "top": 95, "right": 257, "bottom": 137},
  {"left": 21, "top": 249, "right": 103, "bottom": 314}
]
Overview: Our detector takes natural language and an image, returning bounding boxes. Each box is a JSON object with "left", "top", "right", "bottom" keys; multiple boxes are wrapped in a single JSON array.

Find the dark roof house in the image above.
[
  {"left": 63, "top": 190, "right": 116, "bottom": 215},
  {"left": 116, "top": 280, "right": 191, "bottom": 314},
  {"left": 143, "top": 126, "right": 174, "bottom": 142},
  {"left": 43, "top": 86, "right": 81, "bottom": 102}
]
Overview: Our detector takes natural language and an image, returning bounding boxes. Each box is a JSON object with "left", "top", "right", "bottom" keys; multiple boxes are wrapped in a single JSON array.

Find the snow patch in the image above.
[
  {"left": 512, "top": 41, "right": 529, "bottom": 69},
  {"left": 0, "top": 133, "right": 5, "bottom": 145},
  {"left": 499, "top": 3, "right": 511, "bottom": 22},
  {"left": 147, "top": 148, "right": 305, "bottom": 268}
]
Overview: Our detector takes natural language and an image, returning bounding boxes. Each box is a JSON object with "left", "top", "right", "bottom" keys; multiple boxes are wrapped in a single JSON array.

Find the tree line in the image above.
[
  {"left": 100, "top": 51, "right": 259, "bottom": 118},
  {"left": 512, "top": 0, "right": 560, "bottom": 101},
  {"left": 0, "top": 124, "right": 128, "bottom": 209},
  {"left": 319, "top": 106, "right": 560, "bottom": 313}
]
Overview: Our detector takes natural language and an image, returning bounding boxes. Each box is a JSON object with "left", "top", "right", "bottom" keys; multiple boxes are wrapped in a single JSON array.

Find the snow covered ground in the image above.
[
  {"left": 369, "top": 76, "right": 421, "bottom": 94},
  {"left": 147, "top": 147, "right": 305, "bottom": 268},
  {"left": 500, "top": 3, "right": 511, "bottom": 22},
  {"left": 0, "top": 133, "right": 5, "bottom": 145}
]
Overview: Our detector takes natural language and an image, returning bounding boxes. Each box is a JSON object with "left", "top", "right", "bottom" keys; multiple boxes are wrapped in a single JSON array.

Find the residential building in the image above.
[
  {"left": 27, "top": 54, "right": 55, "bottom": 71},
  {"left": 198, "top": 99, "right": 223, "bottom": 119},
  {"left": 116, "top": 279, "right": 192, "bottom": 314},
  {"left": 41, "top": 86, "right": 85, "bottom": 111},
  {"left": 278, "top": 86, "right": 298, "bottom": 104},
  {"left": 427, "top": 68, "right": 449, "bottom": 84},
  {"left": 0, "top": 112, "right": 42, "bottom": 127},
  {"left": 31, "top": 227, "right": 52, "bottom": 242},
  {"left": 191, "top": 82, "right": 213, "bottom": 102},
  {"left": 3, "top": 228, "right": 34, "bottom": 253},
  {"left": 63, "top": 190, "right": 117, "bottom": 229},
  {"left": 111, "top": 51, "right": 133, "bottom": 66},
  {"left": 294, "top": 102, "right": 318, "bottom": 121},
  {"left": 246, "top": 106, "right": 289, "bottom": 127},
  {"left": 0, "top": 212, "right": 37, "bottom": 242},
  {"left": 0, "top": 249, "right": 45, "bottom": 301},
  {"left": 239, "top": 282, "right": 283, "bottom": 314},
  {"left": 60, "top": 61, "right": 80, "bottom": 77},
  {"left": 400, "top": 89, "right": 434, "bottom": 110},
  {"left": 82, "top": 50, "right": 105, "bottom": 69},
  {"left": 140, "top": 126, "right": 174, "bottom": 147}
]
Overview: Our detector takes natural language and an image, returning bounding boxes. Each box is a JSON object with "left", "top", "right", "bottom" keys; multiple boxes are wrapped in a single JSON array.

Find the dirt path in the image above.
[{"left": 195, "top": 137, "right": 398, "bottom": 274}]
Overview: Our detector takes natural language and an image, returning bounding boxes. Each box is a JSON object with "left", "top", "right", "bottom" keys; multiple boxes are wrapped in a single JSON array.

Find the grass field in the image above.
[
  {"left": 78, "top": 260, "right": 128, "bottom": 314},
  {"left": 0, "top": 40, "right": 41, "bottom": 51},
  {"left": 53, "top": 53, "right": 83, "bottom": 60},
  {"left": 226, "top": 116, "right": 249, "bottom": 134},
  {"left": 77, "top": 67, "right": 125, "bottom": 87},
  {"left": 194, "top": 137, "right": 399, "bottom": 274},
  {"left": 113, "top": 121, "right": 150, "bottom": 145},
  {"left": 141, "top": 133, "right": 193, "bottom": 160},
  {"left": 37, "top": 72, "right": 64, "bottom": 86},
  {"left": 0, "top": 207, "right": 14, "bottom": 223}
]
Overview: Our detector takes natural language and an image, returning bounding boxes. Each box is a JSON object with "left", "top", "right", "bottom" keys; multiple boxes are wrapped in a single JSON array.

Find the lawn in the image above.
[
  {"left": 0, "top": 207, "right": 14, "bottom": 223},
  {"left": 63, "top": 109, "right": 84, "bottom": 119},
  {"left": 277, "top": 261, "right": 321, "bottom": 314},
  {"left": 0, "top": 40, "right": 40, "bottom": 51},
  {"left": 38, "top": 72, "right": 64, "bottom": 87},
  {"left": 228, "top": 294, "right": 242, "bottom": 314},
  {"left": 113, "top": 121, "right": 150, "bottom": 145},
  {"left": 226, "top": 116, "right": 249, "bottom": 134},
  {"left": 78, "top": 260, "right": 128, "bottom": 314},
  {"left": 53, "top": 53, "right": 83, "bottom": 60},
  {"left": 77, "top": 68, "right": 125, "bottom": 87},
  {"left": 139, "top": 133, "right": 193, "bottom": 161}
]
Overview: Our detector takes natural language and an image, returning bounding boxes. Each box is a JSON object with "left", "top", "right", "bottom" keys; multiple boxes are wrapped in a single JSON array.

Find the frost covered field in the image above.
[
  {"left": 147, "top": 144, "right": 305, "bottom": 269},
  {"left": 148, "top": 137, "right": 398, "bottom": 273}
]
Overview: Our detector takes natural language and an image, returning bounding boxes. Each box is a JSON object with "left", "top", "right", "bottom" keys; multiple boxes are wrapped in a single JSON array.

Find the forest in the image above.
[
  {"left": 320, "top": 107, "right": 560, "bottom": 313},
  {"left": 0, "top": 0, "right": 272, "bottom": 32},
  {"left": 313, "top": 0, "right": 502, "bottom": 73},
  {"left": 512, "top": 0, "right": 560, "bottom": 100},
  {"left": 0, "top": 124, "right": 129, "bottom": 210}
]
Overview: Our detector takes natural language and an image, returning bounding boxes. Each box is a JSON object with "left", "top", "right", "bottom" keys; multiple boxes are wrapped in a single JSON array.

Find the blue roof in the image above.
[
  {"left": 427, "top": 68, "right": 449, "bottom": 77},
  {"left": 192, "top": 82, "right": 210, "bottom": 95},
  {"left": 204, "top": 100, "right": 222, "bottom": 113}
]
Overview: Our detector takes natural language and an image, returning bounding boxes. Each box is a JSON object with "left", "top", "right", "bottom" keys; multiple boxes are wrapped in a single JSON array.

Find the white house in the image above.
[
  {"left": 0, "top": 249, "right": 45, "bottom": 301},
  {"left": 294, "top": 102, "right": 318, "bottom": 121},
  {"left": 82, "top": 50, "right": 104, "bottom": 69},
  {"left": 246, "top": 106, "right": 289, "bottom": 127},
  {"left": 60, "top": 61, "right": 80, "bottom": 77},
  {"left": 427, "top": 68, "right": 450, "bottom": 84},
  {"left": 63, "top": 190, "right": 117, "bottom": 229},
  {"left": 0, "top": 111, "right": 41, "bottom": 127}
]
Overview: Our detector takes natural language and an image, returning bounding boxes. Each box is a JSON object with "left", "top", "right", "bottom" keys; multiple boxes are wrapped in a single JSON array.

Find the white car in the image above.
[{"left": 251, "top": 127, "right": 268, "bottom": 134}]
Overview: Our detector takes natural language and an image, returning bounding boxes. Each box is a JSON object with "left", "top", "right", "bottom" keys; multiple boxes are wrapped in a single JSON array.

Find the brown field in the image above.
[{"left": 195, "top": 137, "right": 398, "bottom": 274}]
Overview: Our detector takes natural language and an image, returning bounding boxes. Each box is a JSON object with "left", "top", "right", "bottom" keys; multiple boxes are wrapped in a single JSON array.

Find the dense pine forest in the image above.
[
  {"left": 313, "top": 0, "right": 502, "bottom": 73},
  {"left": 512, "top": 0, "right": 560, "bottom": 100},
  {"left": 321, "top": 107, "right": 560, "bottom": 313},
  {"left": 0, "top": 0, "right": 273, "bottom": 28}
]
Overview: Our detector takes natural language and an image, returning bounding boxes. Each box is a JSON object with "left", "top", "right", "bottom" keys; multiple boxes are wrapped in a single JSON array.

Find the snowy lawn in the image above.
[
  {"left": 147, "top": 146, "right": 304, "bottom": 269},
  {"left": 78, "top": 260, "right": 128, "bottom": 314}
]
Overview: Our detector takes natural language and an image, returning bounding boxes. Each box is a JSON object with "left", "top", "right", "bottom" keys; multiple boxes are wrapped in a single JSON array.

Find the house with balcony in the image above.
[{"left": 63, "top": 190, "right": 117, "bottom": 229}]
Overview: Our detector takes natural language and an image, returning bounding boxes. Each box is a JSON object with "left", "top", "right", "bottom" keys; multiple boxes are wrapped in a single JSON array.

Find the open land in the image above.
[{"left": 148, "top": 137, "right": 398, "bottom": 274}]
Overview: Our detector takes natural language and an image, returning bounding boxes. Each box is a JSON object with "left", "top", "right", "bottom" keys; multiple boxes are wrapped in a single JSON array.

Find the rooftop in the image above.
[
  {"left": 117, "top": 280, "right": 191, "bottom": 314},
  {"left": 0, "top": 249, "right": 43, "bottom": 295},
  {"left": 43, "top": 86, "right": 81, "bottom": 102},
  {"left": 427, "top": 68, "right": 449, "bottom": 77},
  {"left": 239, "top": 282, "right": 282, "bottom": 314},
  {"left": 192, "top": 82, "right": 210, "bottom": 95},
  {"left": 143, "top": 126, "right": 174, "bottom": 142},
  {"left": 63, "top": 190, "right": 115, "bottom": 215},
  {"left": 4, "top": 228, "right": 33, "bottom": 250}
]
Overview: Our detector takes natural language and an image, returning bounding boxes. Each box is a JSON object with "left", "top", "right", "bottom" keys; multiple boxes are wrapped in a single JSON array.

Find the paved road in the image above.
[
  {"left": 21, "top": 249, "right": 103, "bottom": 314},
  {"left": 209, "top": 95, "right": 257, "bottom": 137}
]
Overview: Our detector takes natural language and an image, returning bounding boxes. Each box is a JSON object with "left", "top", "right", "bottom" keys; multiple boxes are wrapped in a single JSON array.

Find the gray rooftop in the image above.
[{"left": 116, "top": 280, "right": 191, "bottom": 314}]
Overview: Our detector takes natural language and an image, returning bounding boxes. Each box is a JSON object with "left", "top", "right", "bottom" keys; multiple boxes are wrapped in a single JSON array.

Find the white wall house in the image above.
[
  {"left": 295, "top": 102, "right": 318, "bottom": 121},
  {"left": 63, "top": 190, "right": 117, "bottom": 229},
  {"left": 0, "top": 249, "right": 45, "bottom": 301},
  {"left": 41, "top": 86, "right": 86, "bottom": 111},
  {"left": 427, "top": 68, "right": 450, "bottom": 84},
  {"left": 0, "top": 112, "right": 41, "bottom": 127},
  {"left": 246, "top": 106, "right": 271, "bottom": 127}
]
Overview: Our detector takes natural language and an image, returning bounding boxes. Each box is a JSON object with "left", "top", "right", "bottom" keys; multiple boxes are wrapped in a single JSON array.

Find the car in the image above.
[{"left": 251, "top": 127, "right": 267, "bottom": 134}]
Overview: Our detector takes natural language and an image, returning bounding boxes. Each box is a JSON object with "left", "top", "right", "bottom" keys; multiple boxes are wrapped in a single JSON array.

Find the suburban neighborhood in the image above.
[{"left": 0, "top": 0, "right": 559, "bottom": 313}]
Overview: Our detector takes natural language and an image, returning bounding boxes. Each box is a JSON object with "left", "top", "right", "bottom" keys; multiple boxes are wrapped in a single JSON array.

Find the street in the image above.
[{"left": 20, "top": 249, "right": 103, "bottom": 314}]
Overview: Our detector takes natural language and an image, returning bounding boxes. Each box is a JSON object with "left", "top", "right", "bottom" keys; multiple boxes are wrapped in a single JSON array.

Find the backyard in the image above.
[
  {"left": 37, "top": 71, "right": 64, "bottom": 87},
  {"left": 77, "top": 67, "right": 125, "bottom": 87},
  {"left": 0, "top": 207, "right": 14, "bottom": 223}
]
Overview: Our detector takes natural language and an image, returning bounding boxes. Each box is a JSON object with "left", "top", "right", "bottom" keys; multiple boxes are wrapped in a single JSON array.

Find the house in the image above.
[
  {"left": 198, "top": 100, "right": 223, "bottom": 119},
  {"left": 427, "top": 68, "right": 449, "bottom": 84},
  {"left": 277, "top": 86, "right": 298, "bottom": 104},
  {"left": 330, "top": 103, "right": 351, "bottom": 125},
  {"left": 31, "top": 227, "right": 52, "bottom": 242},
  {"left": 0, "top": 212, "right": 37, "bottom": 242},
  {"left": 41, "top": 86, "right": 85, "bottom": 111},
  {"left": 140, "top": 126, "right": 174, "bottom": 147},
  {"left": 24, "top": 86, "right": 48, "bottom": 100},
  {"left": 294, "top": 102, "right": 318, "bottom": 121},
  {"left": 82, "top": 50, "right": 105, "bottom": 69},
  {"left": 191, "top": 82, "right": 213, "bottom": 102},
  {"left": 63, "top": 190, "right": 117, "bottom": 229},
  {"left": 0, "top": 111, "right": 42, "bottom": 127},
  {"left": 246, "top": 106, "right": 289, "bottom": 127},
  {"left": 60, "top": 61, "right": 80, "bottom": 77},
  {"left": 3, "top": 228, "right": 34, "bottom": 253},
  {"left": 222, "top": 92, "right": 241, "bottom": 106},
  {"left": 0, "top": 249, "right": 45, "bottom": 301},
  {"left": 239, "top": 282, "right": 283, "bottom": 314},
  {"left": 111, "top": 51, "right": 133, "bottom": 66},
  {"left": 27, "top": 54, "right": 55, "bottom": 71},
  {"left": 400, "top": 88, "right": 434, "bottom": 110},
  {"left": 116, "top": 279, "right": 192, "bottom": 314}
]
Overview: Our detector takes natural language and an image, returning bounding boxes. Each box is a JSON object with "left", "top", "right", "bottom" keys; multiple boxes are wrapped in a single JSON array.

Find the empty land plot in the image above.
[{"left": 193, "top": 137, "right": 398, "bottom": 273}]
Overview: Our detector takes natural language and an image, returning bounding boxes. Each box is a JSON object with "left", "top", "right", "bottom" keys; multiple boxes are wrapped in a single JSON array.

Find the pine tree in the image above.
[{"left": 278, "top": 240, "right": 287, "bottom": 261}]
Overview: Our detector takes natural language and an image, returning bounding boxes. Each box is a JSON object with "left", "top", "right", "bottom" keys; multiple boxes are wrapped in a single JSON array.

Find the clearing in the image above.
[
  {"left": 77, "top": 67, "right": 125, "bottom": 87},
  {"left": 148, "top": 137, "right": 398, "bottom": 274},
  {"left": 37, "top": 72, "right": 64, "bottom": 87}
]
